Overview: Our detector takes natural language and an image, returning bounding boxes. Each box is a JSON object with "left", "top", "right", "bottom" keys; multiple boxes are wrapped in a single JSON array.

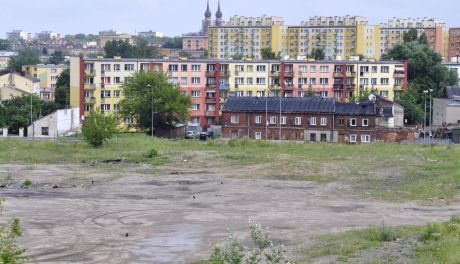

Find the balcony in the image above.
[
  {"left": 270, "top": 71, "right": 281, "bottom": 77},
  {"left": 206, "top": 84, "right": 217, "bottom": 90},
  {"left": 394, "top": 85, "right": 404, "bottom": 91},
  {"left": 284, "top": 71, "right": 294, "bottom": 78},
  {"left": 394, "top": 71, "right": 405, "bottom": 78},
  {"left": 206, "top": 97, "right": 216, "bottom": 104},
  {"left": 346, "top": 72, "right": 357, "bottom": 78},
  {"left": 206, "top": 111, "right": 216, "bottom": 116},
  {"left": 206, "top": 71, "right": 217, "bottom": 77},
  {"left": 84, "top": 83, "right": 96, "bottom": 90},
  {"left": 220, "top": 71, "right": 230, "bottom": 78},
  {"left": 219, "top": 84, "right": 230, "bottom": 90},
  {"left": 270, "top": 84, "right": 281, "bottom": 90},
  {"left": 284, "top": 84, "right": 295, "bottom": 90},
  {"left": 84, "top": 97, "right": 96, "bottom": 104},
  {"left": 346, "top": 84, "right": 356, "bottom": 90},
  {"left": 84, "top": 69, "right": 96, "bottom": 76},
  {"left": 333, "top": 72, "right": 344, "bottom": 78},
  {"left": 333, "top": 84, "right": 343, "bottom": 90}
]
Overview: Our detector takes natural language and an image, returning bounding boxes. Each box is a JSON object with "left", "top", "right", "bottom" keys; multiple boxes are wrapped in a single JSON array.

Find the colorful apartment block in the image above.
[
  {"left": 287, "top": 16, "right": 381, "bottom": 60},
  {"left": 208, "top": 15, "right": 287, "bottom": 59},
  {"left": 448, "top": 28, "right": 460, "bottom": 61},
  {"left": 380, "top": 18, "right": 449, "bottom": 59},
  {"left": 22, "top": 64, "right": 68, "bottom": 101},
  {"left": 69, "top": 57, "right": 407, "bottom": 131}
]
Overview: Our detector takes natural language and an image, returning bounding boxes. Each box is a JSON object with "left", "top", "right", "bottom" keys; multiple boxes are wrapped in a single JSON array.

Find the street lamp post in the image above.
[
  {"left": 429, "top": 89, "right": 433, "bottom": 142},
  {"left": 30, "top": 93, "right": 33, "bottom": 139},
  {"left": 148, "top": 84, "right": 153, "bottom": 138},
  {"left": 279, "top": 91, "right": 282, "bottom": 140},
  {"left": 423, "top": 90, "right": 428, "bottom": 139},
  {"left": 265, "top": 88, "right": 268, "bottom": 140}
]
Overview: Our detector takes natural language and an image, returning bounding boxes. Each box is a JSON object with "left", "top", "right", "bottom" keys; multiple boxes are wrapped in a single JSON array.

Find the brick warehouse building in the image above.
[{"left": 222, "top": 96, "right": 405, "bottom": 143}]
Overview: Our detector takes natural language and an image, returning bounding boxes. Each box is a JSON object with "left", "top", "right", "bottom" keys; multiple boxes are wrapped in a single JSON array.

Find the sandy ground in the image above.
[{"left": 1, "top": 162, "right": 460, "bottom": 264}]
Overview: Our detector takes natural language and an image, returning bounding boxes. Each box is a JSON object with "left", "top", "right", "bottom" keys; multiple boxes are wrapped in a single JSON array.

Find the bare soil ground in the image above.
[{"left": 1, "top": 158, "right": 460, "bottom": 264}]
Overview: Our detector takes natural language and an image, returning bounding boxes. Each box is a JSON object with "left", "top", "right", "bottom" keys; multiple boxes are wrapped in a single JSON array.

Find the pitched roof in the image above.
[
  {"left": 222, "top": 96, "right": 335, "bottom": 113},
  {"left": 446, "top": 86, "right": 460, "bottom": 98},
  {"left": 335, "top": 102, "right": 375, "bottom": 115}
]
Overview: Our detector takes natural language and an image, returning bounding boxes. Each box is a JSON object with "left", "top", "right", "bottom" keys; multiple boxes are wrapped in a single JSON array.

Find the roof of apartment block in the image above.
[
  {"left": 23, "top": 64, "right": 68, "bottom": 69},
  {"left": 80, "top": 57, "right": 405, "bottom": 65},
  {"left": 222, "top": 96, "right": 336, "bottom": 114}
]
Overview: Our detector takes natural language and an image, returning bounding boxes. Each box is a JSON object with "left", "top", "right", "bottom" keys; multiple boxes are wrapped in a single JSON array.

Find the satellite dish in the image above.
[{"left": 368, "top": 94, "right": 376, "bottom": 102}]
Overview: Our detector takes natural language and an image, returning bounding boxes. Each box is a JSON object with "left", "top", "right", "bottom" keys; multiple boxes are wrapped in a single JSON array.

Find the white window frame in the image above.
[
  {"left": 270, "top": 116, "right": 277, "bottom": 124},
  {"left": 191, "top": 77, "right": 201, "bottom": 84},
  {"left": 350, "top": 118, "right": 357, "bottom": 126},
  {"left": 255, "top": 132, "right": 262, "bottom": 140},
  {"left": 362, "top": 118, "right": 369, "bottom": 127},
  {"left": 320, "top": 117, "right": 327, "bottom": 126},
  {"left": 280, "top": 116, "right": 286, "bottom": 125},
  {"left": 191, "top": 65, "right": 201, "bottom": 72},
  {"left": 310, "top": 117, "right": 317, "bottom": 126},
  {"left": 350, "top": 134, "right": 357, "bottom": 143},
  {"left": 294, "top": 117, "right": 302, "bottom": 125},
  {"left": 361, "top": 134, "right": 371, "bottom": 143},
  {"left": 255, "top": 116, "right": 262, "bottom": 124},
  {"left": 231, "top": 115, "right": 239, "bottom": 124}
]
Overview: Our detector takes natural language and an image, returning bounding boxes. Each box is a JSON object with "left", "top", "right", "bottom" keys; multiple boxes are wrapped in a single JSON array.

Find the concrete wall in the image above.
[
  {"left": 446, "top": 106, "right": 460, "bottom": 125},
  {"left": 27, "top": 108, "right": 80, "bottom": 138},
  {"left": 433, "top": 98, "right": 460, "bottom": 126}
]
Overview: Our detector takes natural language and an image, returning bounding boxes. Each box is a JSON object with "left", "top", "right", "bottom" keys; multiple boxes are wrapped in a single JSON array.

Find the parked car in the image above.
[{"left": 185, "top": 131, "right": 199, "bottom": 139}]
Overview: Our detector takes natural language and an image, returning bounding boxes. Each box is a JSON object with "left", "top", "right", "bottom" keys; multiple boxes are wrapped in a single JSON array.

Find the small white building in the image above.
[{"left": 27, "top": 108, "right": 80, "bottom": 138}]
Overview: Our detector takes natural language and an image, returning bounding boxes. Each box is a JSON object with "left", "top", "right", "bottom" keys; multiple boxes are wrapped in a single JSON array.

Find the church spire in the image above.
[
  {"left": 205, "top": 0, "right": 211, "bottom": 18},
  {"left": 216, "top": 0, "right": 222, "bottom": 19}
]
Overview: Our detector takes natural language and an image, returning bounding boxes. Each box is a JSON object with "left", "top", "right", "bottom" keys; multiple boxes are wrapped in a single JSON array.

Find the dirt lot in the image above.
[{"left": 1, "top": 160, "right": 460, "bottom": 264}]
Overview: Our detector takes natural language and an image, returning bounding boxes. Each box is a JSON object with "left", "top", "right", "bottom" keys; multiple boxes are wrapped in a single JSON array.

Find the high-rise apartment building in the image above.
[
  {"left": 448, "top": 28, "right": 460, "bottom": 61},
  {"left": 6, "top": 30, "right": 31, "bottom": 41},
  {"left": 380, "top": 18, "right": 448, "bottom": 59},
  {"left": 70, "top": 57, "right": 406, "bottom": 131},
  {"left": 287, "top": 16, "right": 380, "bottom": 60},
  {"left": 208, "top": 15, "right": 287, "bottom": 59},
  {"left": 22, "top": 64, "right": 68, "bottom": 101}
]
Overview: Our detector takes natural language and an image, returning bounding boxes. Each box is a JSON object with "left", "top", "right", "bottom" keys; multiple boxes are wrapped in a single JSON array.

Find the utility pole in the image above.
[
  {"left": 429, "top": 89, "right": 433, "bottom": 143},
  {"left": 148, "top": 84, "right": 153, "bottom": 138},
  {"left": 423, "top": 90, "right": 428, "bottom": 140}
]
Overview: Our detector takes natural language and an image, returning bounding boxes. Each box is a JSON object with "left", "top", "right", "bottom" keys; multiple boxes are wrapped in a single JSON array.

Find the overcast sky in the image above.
[{"left": 1, "top": 0, "right": 459, "bottom": 38}]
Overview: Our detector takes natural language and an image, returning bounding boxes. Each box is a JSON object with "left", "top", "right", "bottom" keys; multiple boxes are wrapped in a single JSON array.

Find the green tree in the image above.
[
  {"left": 403, "top": 28, "right": 419, "bottom": 43},
  {"left": 418, "top": 33, "right": 429, "bottom": 46},
  {"left": 47, "top": 50, "right": 66, "bottom": 64},
  {"left": 381, "top": 41, "right": 458, "bottom": 124},
  {"left": 162, "top": 37, "right": 182, "bottom": 49},
  {"left": 81, "top": 110, "right": 119, "bottom": 147},
  {"left": 0, "top": 199, "right": 27, "bottom": 264},
  {"left": 120, "top": 71, "right": 191, "bottom": 132},
  {"left": 54, "top": 69, "right": 70, "bottom": 109},
  {"left": 306, "top": 84, "right": 315, "bottom": 97},
  {"left": 310, "top": 47, "right": 325, "bottom": 60},
  {"left": 0, "top": 39, "right": 11, "bottom": 50},
  {"left": 261, "top": 47, "right": 280, "bottom": 60},
  {"left": 7, "top": 48, "right": 40, "bottom": 72},
  {"left": 133, "top": 38, "right": 160, "bottom": 58},
  {"left": 104, "top": 40, "right": 135, "bottom": 58},
  {"left": 349, "top": 89, "right": 371, "bottom": 103},
  {"left": 42, "top": 47, "right": 48, "bottom": 55}
]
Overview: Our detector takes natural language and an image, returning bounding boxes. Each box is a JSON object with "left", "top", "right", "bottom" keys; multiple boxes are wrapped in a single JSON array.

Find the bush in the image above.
[
  {"left": 144, "top": 148, "right": 159, "bottom": 159},
  {"left": 364, "top": 223, "right": 396, "bottom": 242},
  {"left": 81, "top": 110, "right": 119, "bottom": 147},
  {"left": 22, "top": 179, "right": 32, "bottom": 188},
  {"left": 0, "top": 200, "right": 28, "bottom": 263}
]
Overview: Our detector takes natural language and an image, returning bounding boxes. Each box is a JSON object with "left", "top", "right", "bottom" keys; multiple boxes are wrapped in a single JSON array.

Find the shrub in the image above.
[
  {"left": 23, "top": 179, "right": 32, "bottom": 188},
  {"left": 81, "top": 110, "right": 119, "bottom": 148},
  {"left": 144, "top": 148, "right": 159, "bottom": 159},
  {"left": 0, "top": 200, "right": 28, "bottom": 263}
]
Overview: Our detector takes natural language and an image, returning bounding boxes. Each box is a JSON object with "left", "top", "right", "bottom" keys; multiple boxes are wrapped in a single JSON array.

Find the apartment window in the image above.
[
  {"left": 101, "top": 64, "right": 111, "bottom": 72},
  {"left": 51, "top": 69, "right": 57, "bottom": 73},
  {"left": 247, "top": 91, "right": 253, "bottom": 97},
  {"left": 298, "top": 78, "right": 307, "bottom": 85},
  {"left": 321, "top": 133, "right": 327, "bottom": 142},
  {"left": 280, "top": 116, "right": 287, "bottom": 125},
  {"left": 114, "top": 64, "right": 120, "bottom": 71},
  {"left": 101, "top": 104, "right": 111, "bottom": 112},
  {"left": 181, "top": 77, "right": 187, "bottom": 85},
  {"left": 85, "top": 77, "right": 94, "bottom": 84},
  {"left": 191, "top": 91, "right": 201, "bottom": 97},
  {"left": 350, "top": 134, "right": 357, "bottom": 143},
  {"left": 380, "top": 91, "right": 389, "bottom": 98},
  {"left": 360, "top": 66, "right": 369, "bottom": 73},
  {"left": 114, "top": 77, "right": 121, "bottom": 84},
  {"left": 114, "top": 90, "right": 121, "bottom": 98},
  {"left": 231, "top": 115, "right": 240, "bottom": 124},
  {"left": 180, "top": 64, "right": 187, "bottom": 72},
  {"left": 191, "top": 65, "right": 201, "bottom": 72},
  {"left": 381, "top": 66, "right": 390, "bottom": 73},
  {"left": 51, "top": 76, "right": 57, "bottom": 81},
  {"left": 191, "top": 104, "right": 200, "bottom": 110},
  {"left": 85, "top": 105, "right": 91, "bottom": 112},
  {"left": 380, "top": 78, "right": 389, "bottom": 85},
  {"left": 125, "top": 117, "right": 133, "bottom": 125},
  {"left": 191, "top": 77, "right": 201, "bottom": 84},
  {"left": 235, "top": 77, "right": 244, "bottom": 85},
  {"left": 310, "top": 66, "right": 317, "bottom": 73},
  {"left": 255, "top": 132, "right": 262, "bottom": 140},
  {"left": 299, "top": 66, "right": 308, "bottom": 72},
  {"left": 270, "top": 116, "right": 277, "bottom": 124},
  {"left": 168, "top": 77, "right": 179, "bottom": 84},
  {"left": 247, "top": 77, "right": 253, "bottom": 85},
  {"left": 320, "top": 117, "right": 327, "bottom": 126},
  {"left": 350, "top": 118, "right": 357, "bottom": 126},
  {"left": 256, "top": 65, "right": 266, "bottom": 72},
  {"left": 310, "top": 133, "right": 317, "bottom": 142},
  {"left": 84, "top": 91, "right": 91, "bottom": 98},
  {"left": 338, "top": 118, "right": 345, "bottom": 126},
  {"left": 168, "top": 64, "right": 179, "bottom": 72},
  {"left": 101, "top": 90, "right": 111, "bottom": 98},
  {"left": 320, "top": 91, "right": 328, "bottom": 98},
  {"left": 256, "top": 78, "right": 266, "bottom": 85},
  {"left": 114, "top": 104, "right": 120, "bottom": 111},
  {"left": 310, "top": 78, "right": 317, "bottom": 85},
  {"left": 360, "top": 78, "right": 369, "bottom": 85},
  {"left": 124, "top": 64, "right": 134, "bottom": 71},
  {"left": 362, "top": 118, "right": 369, "bottom": 127},
  {"left": 320, "top": 78, "right": 329, "bottom": 85},
  {"left": 371, "top": 66, "right": 378, "bottom": 73},
  {"left": 236, "top": 65, "right": 244, "bottom": 72},
  {"left": 371, "top": 78, "right": 377, "bottom": 85},
  {"left": 191, "top": 117, "right": 200, "bottom": 124},
  {"left": 102, "top": 77, "right": 111, "bottom": 84},
  {"left": 294, "top": 117, "right": 302, "bottom": 125},
  {"left": 310, "top": 117, "right": 316, "bottom": 125},
  {"left": 320, "top": 66, "right": 329, "bottom": 73},
  {"left": 395, "top": 79, "right": 402, "bottom": 85},
  {"left": 255, "top": 116, "right": 262, "bottom": 124},
  {"left": 361, "top": 134, "right": 371, "bottom": 143},
  {"left": 41, "top": 127, "right": 49, "bottom": 136}
]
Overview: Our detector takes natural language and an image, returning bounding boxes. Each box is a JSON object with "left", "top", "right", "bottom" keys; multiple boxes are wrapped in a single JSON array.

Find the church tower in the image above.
[
  {"left": 202, "top": 0, "right": 212, "bottom": 35},
  {"left": 215, "top": 0, "right": 223, "bottom": 27}
]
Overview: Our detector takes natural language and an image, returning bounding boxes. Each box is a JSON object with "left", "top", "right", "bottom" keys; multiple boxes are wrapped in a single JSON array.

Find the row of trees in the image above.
[
  {"left": 260, "top": 47, "right": 325, "bottom": 60},
  {"left": 103, "top": 39, "right": 162, "bottom": 58}
]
